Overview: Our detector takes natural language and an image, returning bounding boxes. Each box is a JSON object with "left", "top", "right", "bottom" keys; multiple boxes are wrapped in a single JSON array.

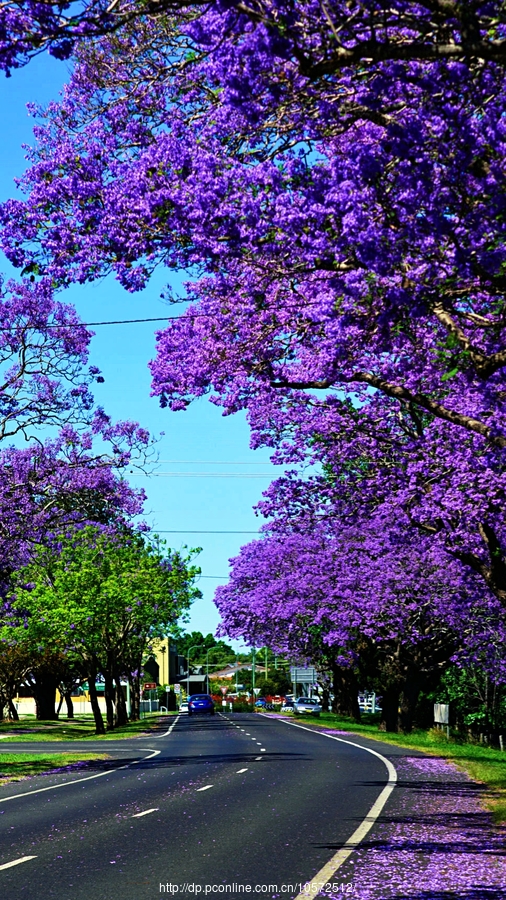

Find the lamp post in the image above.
[{"left": 186, "top": 645, "right": 201, "bottom": 698}]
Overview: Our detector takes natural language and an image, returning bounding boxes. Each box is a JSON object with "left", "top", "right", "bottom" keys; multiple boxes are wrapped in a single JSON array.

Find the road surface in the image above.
[{"left": 0, "top": 712, "right": 402, "bottom": 900}]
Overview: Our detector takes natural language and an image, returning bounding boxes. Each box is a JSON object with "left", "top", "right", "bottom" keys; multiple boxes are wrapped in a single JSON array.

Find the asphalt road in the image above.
[{"left": 0, "top": 712, "right": 401, "bottom": 900}]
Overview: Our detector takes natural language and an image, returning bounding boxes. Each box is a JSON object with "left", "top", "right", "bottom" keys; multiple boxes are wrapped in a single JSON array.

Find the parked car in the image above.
[
  {"left": 188, "top": 694, "right": 215, "bottom": 716},
  {"left": 255, "top": 698, "right": 274, "bottom": 710},
  {"left": 281, "top": 699, "right": 295, "bottom": 713},
  {"left": 294, "top": 697, "right": 322, "bottom": 716},
  {"left": 179, "top": 700, "right": 189, "bottom": 713}
]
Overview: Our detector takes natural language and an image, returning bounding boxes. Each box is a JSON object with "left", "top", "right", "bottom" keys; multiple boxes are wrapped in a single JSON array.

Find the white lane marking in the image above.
[
  {"left": 132, "top": 808, "right": 159, "bottom": 818},
  {"left": 0, "top": 748, "right": 161, "bottom": 805},
  {"left": 263, "top": 715, "right": 397, "bottom": 898},
  {"left": 157, "top": 715, "right": 180, "bottom": 737},
  {"left": 196, "top": 785, "right": 213, "bottom": 792},
  {"left": 255, "top": 756, "right": 263, "bottom": 760},
  {"left": 260, "top": 748, "right": 266, "bottom": 752},
  {"left": 0, "top": 855, "right": 37, "bottom": 871},
  {"left": 236, "top": 768, "right": 248, "bottom": 774}
]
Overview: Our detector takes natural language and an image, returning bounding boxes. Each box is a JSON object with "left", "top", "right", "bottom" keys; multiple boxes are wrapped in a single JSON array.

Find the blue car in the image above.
[{"left": 188, "top": 694, "right": 215, "bottom": 716}]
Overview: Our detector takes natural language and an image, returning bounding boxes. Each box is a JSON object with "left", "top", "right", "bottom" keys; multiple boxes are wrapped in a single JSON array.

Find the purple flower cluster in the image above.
[{"left": 0, "top": 4, "right": 506, "bottom": 711}]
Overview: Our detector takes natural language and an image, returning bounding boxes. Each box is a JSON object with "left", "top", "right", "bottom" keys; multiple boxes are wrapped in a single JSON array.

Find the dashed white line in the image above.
[
  {"left": 260, "top": 748, "right": 266, "bottom": 752},
  {"left": 196, "top": 784, "right": 214, "bottom": 792},
  {"left": 132, "top": 808, "right": 159, "bottom": 818},
  {"left": 255, "top": 756, "right": 263, "bottom": 760},
  {"left": 236, "top": 768, "right": 248, "bottom": 774},
  {"left": 0, "top": 856, "right": 37, "bottom": 871}
]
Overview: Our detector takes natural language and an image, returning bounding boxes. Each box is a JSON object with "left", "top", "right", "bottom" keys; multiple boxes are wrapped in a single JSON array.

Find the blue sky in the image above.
[{"left": 0, "top": 53, "right": 284, "bottom": 646}]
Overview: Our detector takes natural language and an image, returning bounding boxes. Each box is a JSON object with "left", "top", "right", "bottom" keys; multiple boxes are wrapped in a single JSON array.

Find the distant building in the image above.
[{"left": 145, "top": 639, "right": 186, "bottom": 687}]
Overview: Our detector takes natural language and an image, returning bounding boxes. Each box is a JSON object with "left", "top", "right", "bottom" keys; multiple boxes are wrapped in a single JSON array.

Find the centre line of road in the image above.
[
  {"left": 254, "top": 756, "right": 263, "bottom": 760},
  {"left": 196, "top": 785, "right": 213, "bottom": 792},
  {"left": 0, "top": 748, "right": 161, "bottom": 805},
  {"left": 261, "top": 715, "right": 397, "bottom": 899},
  {"left": 236, "top": 768, "right": 248, "bottom": 774},
  {"left": 132, "top": 808, "right": 159, "bottom": 818},
  {"left": 0, "top": 855, "right": 37, "bottom": 871}
]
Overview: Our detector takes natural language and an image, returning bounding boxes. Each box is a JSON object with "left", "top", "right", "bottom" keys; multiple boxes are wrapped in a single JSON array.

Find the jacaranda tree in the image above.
[{"left": 1, "top": 4, "right": 505, "bottom": 710}]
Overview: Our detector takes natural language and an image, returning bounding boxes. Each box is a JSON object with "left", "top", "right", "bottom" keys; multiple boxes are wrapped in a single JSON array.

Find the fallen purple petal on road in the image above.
[{"left": 326, "top": 754, "right": 506, "bottom": 899}]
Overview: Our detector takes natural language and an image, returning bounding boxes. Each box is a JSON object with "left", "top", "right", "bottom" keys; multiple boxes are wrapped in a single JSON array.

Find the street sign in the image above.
[
  {"left": 290, "top": 667, "right": 316, "bottom": 684},
  {"left": 144, "top": 682, "right": 157, "bottom": 690},
  {"left": 220, "top": 686, "right": 228, "bottom": 695},
  {"left": 174, "top": 683, "right": 181, "bottom": 693},
  {"left": 434, "top": 703, "right": 449, "bottom": 724}
]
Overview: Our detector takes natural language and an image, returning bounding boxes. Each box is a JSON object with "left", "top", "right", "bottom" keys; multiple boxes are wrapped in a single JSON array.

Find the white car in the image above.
[
  {"left": 179, "top": 700, "right": 189, "bottom": 713},
  {"left": 294, "top": 697, "right": 322, "bottom": 716}
]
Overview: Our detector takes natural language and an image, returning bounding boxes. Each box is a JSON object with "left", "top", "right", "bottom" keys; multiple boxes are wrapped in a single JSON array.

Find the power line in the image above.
[
  {"left": 198, "top": 575, "right": 229, "bottom": 579},
  {"left": 7, "top": 298, "right": 326, "bottom": 330},
  {"left": 132, "top": 472, "right": 276, "bottom": 478},
  {"left": 156, "top": 460, "right": 275, "bottom": 465},
  {"left": 155, "top": 530, "right": 260, "bottom": 534}
]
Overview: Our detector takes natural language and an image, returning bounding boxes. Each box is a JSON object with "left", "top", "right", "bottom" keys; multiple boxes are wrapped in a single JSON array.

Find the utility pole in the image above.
[
  {"left": 186, "top": 645, "right": 201, "bottom": 697},
  {"left": 251, "top": 646, "right": 256, "bottom": 706}
]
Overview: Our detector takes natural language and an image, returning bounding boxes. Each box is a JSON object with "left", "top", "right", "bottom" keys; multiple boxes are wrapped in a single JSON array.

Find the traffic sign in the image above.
[
  {"left": 290, "top": 667, "right": 317, "bottom": 684},
  {"left": 143, "top": 682, "right": 157, "bottom": 690},
  {"left": 220, "top": 686, "right": 228, "bottom": 695}
]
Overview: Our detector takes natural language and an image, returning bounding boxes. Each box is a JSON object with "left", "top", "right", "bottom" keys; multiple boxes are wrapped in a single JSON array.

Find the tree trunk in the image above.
[
  {"left": 104, "top": 671, "right": 115, "bottom": 730},
  {"left": 32, "top": 676, "right": 59, "bottom": 720},
  {"left": 87, "top": 667, "right": 105, "bottom": 735},
  {"left": 399, "top": 674, "right": 421, "bottom": 734},
  {"left": 7, "top": 699, "right": 19, "bottom": 721},
  {"left": 379, "top": 686, "right": 400, "bottom": 732},
  {"left": 113, "top": 668, "right": 128, "bottom": 726},
  {"left": 331, "top": 663, "right": 361, "bottom": 720},
  {"left": 64, "top": 692, "right": 74, "bottom": 719},
  {"left": 129, "top": 673, "right": 140, "bottom": 721},
  {"left": 320, "top": 686, "right": 330, "bottom": 713}
]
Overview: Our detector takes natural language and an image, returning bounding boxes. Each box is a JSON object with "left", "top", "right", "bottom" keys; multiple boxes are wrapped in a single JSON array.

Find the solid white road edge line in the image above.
[
  {"left": 0, "top": 855, "right": 37, "bottom": 871},
  {"left": 157, "top": 714, "right": 180, "bottom": 737},
  {"left": 0, "top": 749, "right": 161, "bottom": 805},
  {"left": 132, "top": 808, "right": 159, "bottom": 817},
  {"left": 196, "top": 784, "right": 214, "bottom": 791},
  {"left": 263, "top": 715, "right": 397, "bottom": 899}
]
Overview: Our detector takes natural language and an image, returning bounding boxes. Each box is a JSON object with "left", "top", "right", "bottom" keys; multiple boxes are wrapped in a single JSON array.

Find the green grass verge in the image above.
[
  {"left": 0, "top": 753, "right": 109, "bottom": 785},
  {"left": 280, "top": 711, "right": 506, "bottom": 825},
  {"left": 0, "top": 712, "right": 170, "bottom": 742}
]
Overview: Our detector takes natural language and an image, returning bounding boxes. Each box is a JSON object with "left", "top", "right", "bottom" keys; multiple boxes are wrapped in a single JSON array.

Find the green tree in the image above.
[
  {"left": 9, "top": 527, "right": 201, "bottom": 732},
  {"left": 177, "top": 631, "right": 234, "bottom": 669}
]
